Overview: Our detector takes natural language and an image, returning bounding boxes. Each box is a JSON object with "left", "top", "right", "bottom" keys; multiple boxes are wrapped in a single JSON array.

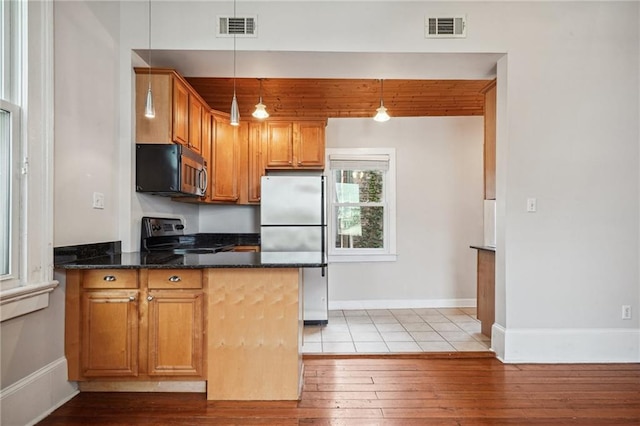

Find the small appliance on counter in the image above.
[
  {"left": 135, "top": 144, "right": 207, "bottom": 197},
  {"left": 260, "top": 175, "right": 328, "bottom": 325}
]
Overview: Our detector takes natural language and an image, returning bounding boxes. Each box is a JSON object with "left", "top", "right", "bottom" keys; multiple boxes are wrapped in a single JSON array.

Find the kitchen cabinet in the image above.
[
  {"left": 145, "top": 269, "right": 204, "bottom": 376},
  {"left": 247, "top": 122, "right": 264, "bottom": 203},
  {"left": 201, "top": 110, "right": 213, "bottom": 201},
  {"left": 482, "top": 80, "right": 496, "bottom": 200},
  {"left": 210, "top": 113, "right": 240, "bottom": 202},
  {"left": 65, "top": 268, "right": 205, "bottom": 381},
  {"left": 188, "top": 95, "right": 203, "bottom": 154},
  {"left": 264, "top": 120, "right": 326, "bottom": 170},
  {"left": 135, "top": 68, "right": 210, "bottom": 154},
  {"left": 81, "top": 289, "right": 139, "bottom": 377}
]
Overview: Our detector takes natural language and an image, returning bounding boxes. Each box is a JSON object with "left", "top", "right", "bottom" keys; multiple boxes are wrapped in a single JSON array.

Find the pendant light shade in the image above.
[
  {"left": 144, "top": 86, "right": 155, "bottom": 118},
  {"left": 374, "top": 103, "right": 390, "bottom": 122},
  {"left": 230, "top": 94, "right": 240, "bottom": 126},
  {"left": 252, "top": 79, "right": 269, "bottom": 119},
  {"left": 144, "top": 0, "right": 155, "bottom": 118},
  {"left": 373, "top": 79, "right": 390, "bottom": 122}
]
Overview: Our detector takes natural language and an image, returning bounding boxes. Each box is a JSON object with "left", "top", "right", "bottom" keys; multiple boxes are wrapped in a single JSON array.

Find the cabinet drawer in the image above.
[
  {"left": 148, "top": 269, "right": 202, "bottom": 289},
  {"left": 82, "top": 269, "right": 138, "bottom": 289}
]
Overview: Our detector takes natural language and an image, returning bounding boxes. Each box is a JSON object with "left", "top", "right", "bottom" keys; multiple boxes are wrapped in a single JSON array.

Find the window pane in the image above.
[
  {"left": 333, "top": 170, "right": 384, "bottom": 203},
  {"left": 335, "top": 206, "right": 384, "bottom": 249},
  {"left": 0, "top": 109, "right": 10, "bottom": 276}
]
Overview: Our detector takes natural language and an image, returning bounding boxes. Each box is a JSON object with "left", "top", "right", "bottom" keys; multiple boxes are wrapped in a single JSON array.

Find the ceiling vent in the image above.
[
  {"left": 217, "top": 15, "right": 257, "bottom": 37},
  {"left": 425, "top": 16, "right": 467, "bottom": 38}
]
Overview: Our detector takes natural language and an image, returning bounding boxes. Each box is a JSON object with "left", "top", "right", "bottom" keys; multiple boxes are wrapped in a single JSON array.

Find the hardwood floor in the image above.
[{"left": 39, "top": 356, "right": 640, "bottom": 425}]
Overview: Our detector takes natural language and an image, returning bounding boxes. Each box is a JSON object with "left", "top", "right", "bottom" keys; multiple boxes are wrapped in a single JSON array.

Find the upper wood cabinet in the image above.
[
  {"left": 247, "top": 122, "right": 264, "bottom": 204},
  {"left": 482, "top": 80, "right": 497, "bottom": 200},
  {"left": 135, "top": 68, "right": 209, "bottom": 154},
  {"left": 172, "top": 77, "right": 190, "bottom": 146},
  {"left": 264, "top": 120, "right": 326, "bottom": 170},
  {"left": 210, "top": 113, "right": 240, "bottom": 202}
]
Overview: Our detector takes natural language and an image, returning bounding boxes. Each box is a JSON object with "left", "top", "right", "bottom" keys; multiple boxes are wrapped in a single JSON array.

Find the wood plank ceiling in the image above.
[{"left": 186, "top": 78, "right": 493, "bottom": 119}]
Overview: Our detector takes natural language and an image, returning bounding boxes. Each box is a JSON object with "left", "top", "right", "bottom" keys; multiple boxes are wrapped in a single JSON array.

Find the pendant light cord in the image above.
[
  {"left": 148, "top": 0, "right": 152, "bottom": 88},
  {"left": 380, "top": 79, "right": 384, "bottom": 105},
  {"left": 233, "top": 0, "right": 237, "bottom": 95}
]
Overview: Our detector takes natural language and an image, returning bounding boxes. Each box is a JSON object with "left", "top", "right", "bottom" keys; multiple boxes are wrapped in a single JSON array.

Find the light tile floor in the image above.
[{"left": 302, "top": 307, "right": 492, "bottom": 354}]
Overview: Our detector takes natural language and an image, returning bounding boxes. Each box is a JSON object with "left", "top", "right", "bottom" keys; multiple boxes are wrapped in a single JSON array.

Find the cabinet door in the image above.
[
  {"left": 264, "top": 122, "right": 294, "bottom": 168},
  {"left": 248, "top": 122, "right": 264, "bottom": 203},
  {"left": 147, "top": 291, "right": 204, "bottom": 376},
  {"left": 81, "top": 290, "right": 139, "bottom": 377},
  {"left": 211, "top": 115, "right": 239, "bottom": 202},
  {"left": 189, "top": 98, "right": 203, "bottom": 154},
  {"left": 172, "top": 78, "right": 189, "bottom": 146},
  {"left": 201, "top": 110, "right": 212, "bottom": 201},
  {"left": 295, "top": 122, "right": 325, "bottom": 168}
]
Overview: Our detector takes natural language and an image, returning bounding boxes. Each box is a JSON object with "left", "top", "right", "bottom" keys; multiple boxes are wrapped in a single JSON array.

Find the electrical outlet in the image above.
[
  {"left": 526, "top": 198, "right": 537, "bottom": 212},
  {"left": 622, "top": 305, "right": 632, "bottom": 320},
  {"left": 92, "top": 192, "right": 105, "bottom": 209}
]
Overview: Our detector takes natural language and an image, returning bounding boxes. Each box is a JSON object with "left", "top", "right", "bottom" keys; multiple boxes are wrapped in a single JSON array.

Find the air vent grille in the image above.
[
  {"left": 425, "top": 16, "right": 466, "bottom": 38},
  {"left": 217, "top": 15, "right": 257, "bottom": 37}
]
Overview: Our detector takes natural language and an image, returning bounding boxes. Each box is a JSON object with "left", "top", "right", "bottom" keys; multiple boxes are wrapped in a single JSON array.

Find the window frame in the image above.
[
  {"left": 326, "top": 148, "right": 397, "bottom": 263},
  {"left": 0, "top": 0, "right": 58, "bottom": 321},
  {"left": 0, "top": 99, "right": 21, "bottom": 288}
]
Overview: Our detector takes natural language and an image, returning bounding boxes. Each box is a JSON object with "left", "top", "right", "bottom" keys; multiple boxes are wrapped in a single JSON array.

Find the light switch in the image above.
[
  {"left": 526, "top": 198, "right": 537, "bottom": 213},
  {"left": 92, "top": 192, "right": 105, "bottom": 209}
]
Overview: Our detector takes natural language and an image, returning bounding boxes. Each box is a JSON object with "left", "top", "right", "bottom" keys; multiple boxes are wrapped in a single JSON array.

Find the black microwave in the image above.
[{"left": 135, "top": 144, "right": 207, "bottom": 197}]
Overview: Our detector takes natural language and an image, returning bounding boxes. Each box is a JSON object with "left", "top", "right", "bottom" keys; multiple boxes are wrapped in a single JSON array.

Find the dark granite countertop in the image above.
[
  {"left": 54, "top": 238, "right": 325, "bottom": 269},
  {"left": 55, "top": 250, "right": 325, "bottom": 269},
  {"left": 470, "top": 245, "right": 496, "bottom": 252}
]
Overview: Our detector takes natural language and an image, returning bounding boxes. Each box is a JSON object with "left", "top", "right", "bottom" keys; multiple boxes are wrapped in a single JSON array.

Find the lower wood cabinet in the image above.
[
  {"left": 65, "top": 269, "right": 205, "bottom": 381},
  {"left": 81, "top": 289, "right": 139, "bottom": 377}
]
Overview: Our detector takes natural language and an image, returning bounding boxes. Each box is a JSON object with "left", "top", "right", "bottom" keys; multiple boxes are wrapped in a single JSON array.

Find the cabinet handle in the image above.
[
  {"left": 147, "top": 295, "right": 154, "bottom": 301},
  {"left": 129, "top": 296, "right": 136, "bottom": 302},
  {"left": 168, "top": 275, "right": 181, "bottom": 283},
  {"left": 103, "top": 275, "right": 116, "bottom": 282}
]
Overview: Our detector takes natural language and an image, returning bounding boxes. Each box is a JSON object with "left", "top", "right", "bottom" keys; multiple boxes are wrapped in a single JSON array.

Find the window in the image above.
[
  {"left": 327, "top": 148, "right": 397, "bottom": 262},
  {"left": 1, "top": 0, "right": 22, "bottom": 289},
  {"left": 0, "top": 0, "right": 57, "bottom": 320}
]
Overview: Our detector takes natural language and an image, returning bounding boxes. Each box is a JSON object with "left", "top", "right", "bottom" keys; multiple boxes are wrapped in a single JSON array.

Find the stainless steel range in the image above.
[{"left": 140, "top": 217, "right": 235, "bottom": 254}]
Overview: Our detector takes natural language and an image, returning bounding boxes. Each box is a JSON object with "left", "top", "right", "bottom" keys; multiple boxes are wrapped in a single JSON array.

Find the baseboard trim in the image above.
[
  {"left": 0, "top": 357, "right": 78, "bottom": 426},
  {"left": 78, "top": 381, "right": 206, "bottom": 393},
  {"left": 499, "top": 327, "right": 640, "bottom": 363},
  {"left": 329, "top": 298, "right": 476, "bottom": 310}
]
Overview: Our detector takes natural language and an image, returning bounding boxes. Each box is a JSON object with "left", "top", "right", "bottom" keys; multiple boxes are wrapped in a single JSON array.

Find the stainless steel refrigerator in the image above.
[{"left": 260, "top": 175, "right": 328, "bottom": 325}]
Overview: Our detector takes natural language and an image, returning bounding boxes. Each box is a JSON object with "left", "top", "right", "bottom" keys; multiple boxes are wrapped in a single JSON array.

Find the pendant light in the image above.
[
  {"left": 229, "top": 0, "right": 240, "bottom": 126},
  {"left": 252, "top": 79, "right": 269, "bottom": 119},
  {"left": 373, "top": 79, "right": 390, "bottom": 122},
  {"left": 144, "top": 0, "right": 155, "bottom": 118}
]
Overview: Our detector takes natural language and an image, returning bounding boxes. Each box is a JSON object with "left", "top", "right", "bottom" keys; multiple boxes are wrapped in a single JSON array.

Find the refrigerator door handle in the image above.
[{"left": 321, "top": 266, "right": 326, "bottom": 277}]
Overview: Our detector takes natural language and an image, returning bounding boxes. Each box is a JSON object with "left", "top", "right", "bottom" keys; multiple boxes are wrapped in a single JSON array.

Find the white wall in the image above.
[
  {"left": 117, "top": 1, "right": 640, "bottom": 362},
  {"left": 199, "top": 205, "right": 260, "bottom": 233},
  {"left": 46, "top": 0, "right": 639, "bottom": 369},
  {"left": 326, "top": 117, "right": 483, "bottom": 307}
]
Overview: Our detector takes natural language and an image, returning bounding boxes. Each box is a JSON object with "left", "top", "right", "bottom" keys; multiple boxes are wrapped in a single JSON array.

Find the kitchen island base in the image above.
[{"left": 206, "top": 268, "right": 303, "bottom": 401}]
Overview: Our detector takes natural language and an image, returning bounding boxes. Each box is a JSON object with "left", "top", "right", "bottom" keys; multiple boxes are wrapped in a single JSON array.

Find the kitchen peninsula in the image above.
[{"left": 56, "top": 242, "right": 324, "bottom": 401}]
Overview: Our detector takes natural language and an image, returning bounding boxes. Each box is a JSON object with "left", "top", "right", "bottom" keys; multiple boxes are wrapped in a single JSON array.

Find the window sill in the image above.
[
  {"left": 329, "top": 254, "right": 397, "bottom": 263},
  {"left": 0, "top": 281, "right": 59, "bottom": 322}
]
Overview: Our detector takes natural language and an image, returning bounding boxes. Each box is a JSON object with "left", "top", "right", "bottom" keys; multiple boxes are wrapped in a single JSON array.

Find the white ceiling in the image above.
[{"left": 139, "top": 50, "right": 502, "bottom": 80}]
